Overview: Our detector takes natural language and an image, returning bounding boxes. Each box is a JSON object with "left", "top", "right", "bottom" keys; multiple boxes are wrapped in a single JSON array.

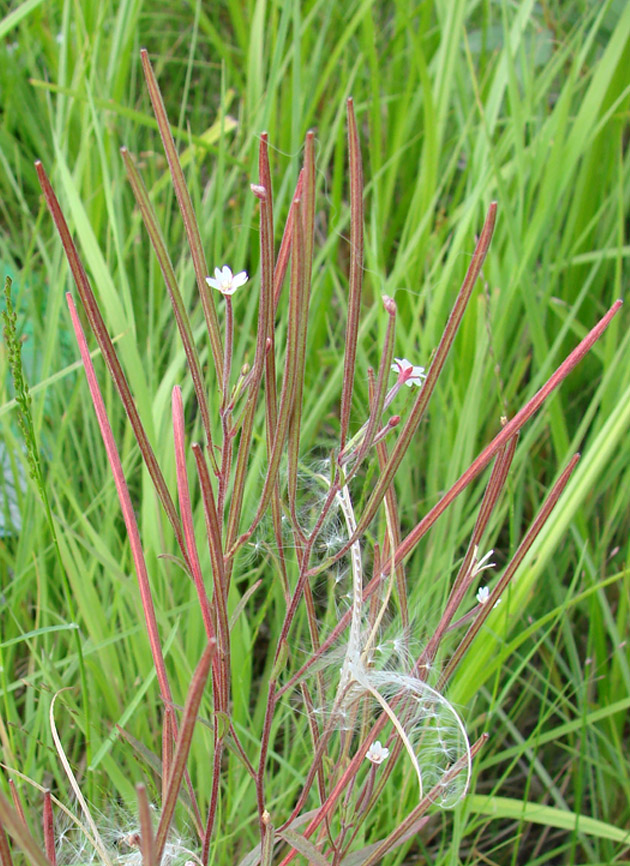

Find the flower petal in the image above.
[
  {"left": 233, "top": 270, "right": 249, "bottom": 289},
  {"left": 206, "top": 264, "right": 248, "bottom": 296},
  {"left": 391, "top": 357, "right": 426, "bottom": 387},
  {"left": 365, "top": 740, "right": 390, "bottom": 764},
  {"left": 476, "top": 586, "right": 490, "bottom": 605}
]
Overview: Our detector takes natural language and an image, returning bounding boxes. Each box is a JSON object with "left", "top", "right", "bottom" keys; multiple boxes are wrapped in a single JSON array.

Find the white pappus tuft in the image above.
[{"left": 325, "top": 481, "right": 473, "bottom": 807}]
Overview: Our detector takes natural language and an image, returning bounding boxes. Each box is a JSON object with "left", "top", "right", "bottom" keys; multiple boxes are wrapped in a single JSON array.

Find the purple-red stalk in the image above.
[
  {"left": 35, "top": 161, "right": 191, "bottom": 571},
  {"left": 136, "top": 783, "right": 157, "bottom": 866},
  {"left": 155, "top": 642, "right": 215, "bottom": 864},
  {"left": 66, "top": 292, "right": 203, "bottom": 834},
  {"left": 42, "top": 792, "right": 55, "bottom": 866}
]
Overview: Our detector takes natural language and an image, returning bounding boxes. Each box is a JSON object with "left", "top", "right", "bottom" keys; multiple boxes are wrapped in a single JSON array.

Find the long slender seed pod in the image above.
[
  {"left": 439, "top": 453, "right": 581, "bottom": 686},
  {"left": 274, "top": 172, "right": 304, "bottom": 310},
  {"left": 35, "top": 162, "right": 190, "bottom": 569},
  {"left": 257, "top": 137, "right": 291, "bottom": 581},
  {"left": 0, "top": 823, "right": 13, "bottom": 866},
  {"left": 418, "top": 436, "right": 518, "bottom": 670},
  {"left": 0, "top": 789, "right": 50, "bottom": 866},
  {"left": 66, "top": 293, "right": 203, "bottom": 833},
  {"left": 287, "top": 132, "right": 316, "bottom": 532},
  {"left": 42, "top": 791, "right": 55, "bottom": 866},
  {"left": 136, "top": 784, "right": 157, "bottom": 866},
  {"left": 192, "top": 443, "right": 229, "bottom": 701},
  {"left": 348, "top": 203, "right": 497, "bottom": 539},
  {"left": 235, "top": 196, "right": 305, "bottom": 548},
  {"left": 343, "top": 295, "right": 397, "bottom": 476},
  {"left": 224, "top": 183, "right": 278, "bottom": 566},
  {"left": 339, "top": 98, "right": 364, "bottom": 449},
  {"left": 308, "top": 298, "right": 622, "bottom": 578},
  {"left": 121, "top": 148, "right": 217, "bottom": 465},
  {"left": 155, "top": 643, "right": 215, "bottom": 864},
  {"left": 67, "top": 294, "right": 172, "bottom": 706},
  {"left": 140, "top": 49, "right": 223, "bottom": 384}
]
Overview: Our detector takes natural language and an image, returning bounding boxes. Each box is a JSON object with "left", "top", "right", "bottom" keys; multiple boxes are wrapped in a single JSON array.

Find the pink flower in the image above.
[{"left": 206, "top": 265, "right": 248, "bottom": 296}]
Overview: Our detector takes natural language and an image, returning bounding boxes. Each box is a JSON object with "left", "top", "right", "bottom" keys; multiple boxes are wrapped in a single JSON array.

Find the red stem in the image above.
[
  {"left": 42, "top": 792, "right": 55, "bottom": 866},
  {"left": 66, "top": 292, "right": 203, "bottom": 833}
]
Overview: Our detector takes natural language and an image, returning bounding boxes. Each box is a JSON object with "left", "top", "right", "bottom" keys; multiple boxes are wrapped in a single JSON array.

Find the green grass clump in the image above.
[{"left": 1, "top": 2, "right": 629, "bottom": 864}]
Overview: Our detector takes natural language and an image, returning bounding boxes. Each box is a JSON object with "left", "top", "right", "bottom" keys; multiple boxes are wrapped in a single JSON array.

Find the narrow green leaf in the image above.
[{"left": 468, "top": 795, "right": 630, "bottom": 842}]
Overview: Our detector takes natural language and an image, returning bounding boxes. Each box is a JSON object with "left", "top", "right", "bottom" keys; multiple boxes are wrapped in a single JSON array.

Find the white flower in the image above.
[
  {"left": 476, "top": 585, "right": 501, "bottom": 609},
  {"left": 391, "top": 357, "right": 426, "bottom": 387},
  {"left": 365, "top": 740, "right": 390, "bottom": 765},
  {"left": 476, "top": 586, "right": 490, "bottom": 605},
  {"left": 205, "top": 265, "right": 248, "bottom": 296}
]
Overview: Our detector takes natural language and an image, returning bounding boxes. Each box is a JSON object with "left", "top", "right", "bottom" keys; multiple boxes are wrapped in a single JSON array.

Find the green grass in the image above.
[{"left": 1, "top": 0, "right": 629, "bottom": 863}]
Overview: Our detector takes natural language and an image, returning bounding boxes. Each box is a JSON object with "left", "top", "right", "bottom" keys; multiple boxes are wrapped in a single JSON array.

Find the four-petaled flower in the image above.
[
  {"left": 206, "top": 265, "right": 248, "bottom": 296},
  {"left": 391, "top": 357, "right": 426, "bottom": 387},
  {"left": 476, "top": 585, "right": 501, "bottom": 609},
  {"left": 476, "top": 586, "right": 490, "bottom": 605},
  {"left": 365, "top": 740, "right": 390, "bottom": 765}
]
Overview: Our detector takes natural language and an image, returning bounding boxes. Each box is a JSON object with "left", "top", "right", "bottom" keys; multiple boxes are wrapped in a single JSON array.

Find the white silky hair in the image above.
[{"left": 329, "top": 480, "right": 472, "bottom": 806}]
